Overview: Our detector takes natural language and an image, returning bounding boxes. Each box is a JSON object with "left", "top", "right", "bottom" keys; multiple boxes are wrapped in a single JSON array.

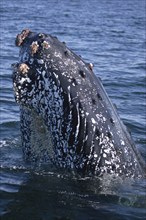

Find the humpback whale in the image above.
[{"left": 12, "top": 29, "right": 145, "bottom": 177}]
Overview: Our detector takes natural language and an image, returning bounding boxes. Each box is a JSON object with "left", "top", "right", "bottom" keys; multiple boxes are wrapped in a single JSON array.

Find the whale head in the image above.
[{"left": 12, "top": 29, "right": 145, "bottom": 177}]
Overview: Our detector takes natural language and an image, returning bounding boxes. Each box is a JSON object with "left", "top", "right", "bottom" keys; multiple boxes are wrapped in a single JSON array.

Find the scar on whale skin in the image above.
[{"left": 12, "top": 29, "right": 145, "bottom": 178}]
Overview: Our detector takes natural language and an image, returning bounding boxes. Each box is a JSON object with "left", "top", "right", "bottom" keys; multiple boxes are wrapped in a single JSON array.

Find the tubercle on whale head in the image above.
[
  {"left": 12, "top": 62, "right": 31, "bottom": 77},
  {"left": 12, "top": 52, "right": 39, "bottom": 107},
  {"left": 18, "top": 63, "right": 30, "bottom": 74},
  {"left": 89, "top": 63, "right": 94, "bottom": 71},
  {"left": 13, "top": 30, "right": 48, "bottom": 107},
  {"left": 41, "top": 40, "right": 50, "bottom": 49},
  {"left": 30, "top": 40, "right": 50, "bottom": 56},
  {"left": 15, "top": 29, "right": 31, "bottom": 47},
  {"left": 30, "top": 41, "right": 39, "bottom": 55}
]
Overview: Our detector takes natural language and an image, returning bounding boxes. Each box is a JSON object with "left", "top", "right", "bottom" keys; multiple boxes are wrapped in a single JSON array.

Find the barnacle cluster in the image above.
[
  {"left": 31, "top": 41, "right": 39, "bottom": 55},
  {"left": 18, "top": 63, "right": 30, "bottom": 74},
  {"left": 42, "top": 40, "right": 50, "bottom": 49},
  {"left": 15, "top": 29, "right": 30, "bottom": 46}
]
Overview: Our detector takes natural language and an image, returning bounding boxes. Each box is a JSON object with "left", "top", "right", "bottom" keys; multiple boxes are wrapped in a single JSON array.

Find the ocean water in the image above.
[{"left": 0, "top": 0, "right": 146, "bottom": 219}]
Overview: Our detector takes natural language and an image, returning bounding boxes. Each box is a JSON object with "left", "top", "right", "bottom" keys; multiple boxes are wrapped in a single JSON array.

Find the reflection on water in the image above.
[
  {"left": 1, "top": 164, "right": 146, "bottom": 220},
  {"left": 0, "top": 141, "right": 146, "bottom": 219}
]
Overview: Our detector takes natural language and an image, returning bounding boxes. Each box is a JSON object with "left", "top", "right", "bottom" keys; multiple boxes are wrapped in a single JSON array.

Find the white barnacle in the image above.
[
  {"left": 101, "top": 132, "right": 104, "bottom": 139},
  {"left": 53, "top": 72, "right": 59, "bottom": 79},
  {"left": 19, "top": 78, "right": 26, "bottom": 84},
  {"left": 91, "top": 118, "right": 96, "bottom": 124},
  {"left": 104, "top": 148, "right": 110, "bottom": 154},
  {"left": 67, "top": 86, "right": 71, "bottom": 91},
  {"left": 109, "top": 142, "right": 114, "bottom": 148},
  {"left": 121, "top": 140, "right": 125, "bottom": 146},
  {"left": 105, "top": 160, "right": 111, "bottom": 165},
  {"left": 54, "top": 51, "right": 62, "bottom": 59},
  {"left": 103, "top": 117, "right": 106, "bottom": 122},
  {"left": 93, "top": 126, "right": 96, "bottom": 132},
  {"left": 103, "top": 153, "right": 107, "bottom": 158},
  {"left": 96, "top": 114, "right": 100, "bottom": 119},
  {"left": 26, "top": 77, "right": 31, "bottom": 83}
]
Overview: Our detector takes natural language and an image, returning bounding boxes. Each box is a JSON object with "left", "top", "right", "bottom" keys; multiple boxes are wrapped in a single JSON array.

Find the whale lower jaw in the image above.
[
  {"left": 20, "top": 106, "right": 54, "bottom": 163},
  {"left": 20, "top": 105, "right": 144, "bottom": 178}
]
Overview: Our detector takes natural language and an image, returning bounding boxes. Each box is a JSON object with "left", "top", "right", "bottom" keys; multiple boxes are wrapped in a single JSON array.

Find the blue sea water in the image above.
[{"left": 0, "top": 0, "right": 146, "bottom": 219}]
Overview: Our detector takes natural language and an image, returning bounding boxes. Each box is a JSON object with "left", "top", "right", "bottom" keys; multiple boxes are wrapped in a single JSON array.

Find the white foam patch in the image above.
[{"left": 0, "top": 140, "right": 7, "bottom": 148}]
